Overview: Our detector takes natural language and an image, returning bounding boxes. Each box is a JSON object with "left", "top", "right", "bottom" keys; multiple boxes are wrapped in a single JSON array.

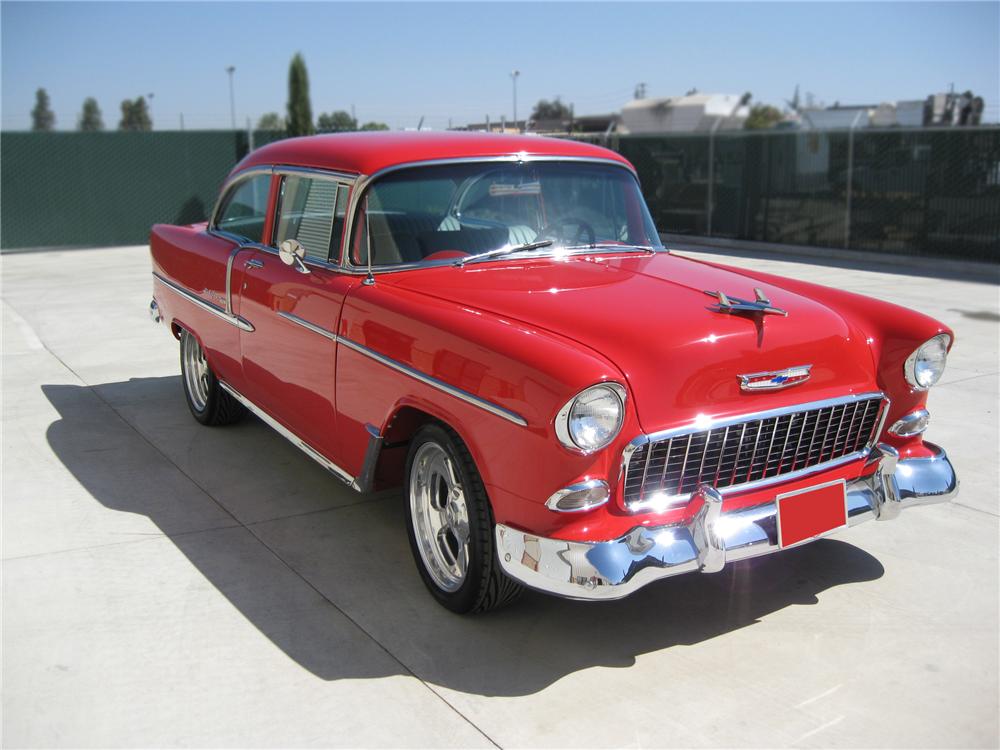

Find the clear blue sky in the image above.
[{"left": 2, "top": 1, "right": 998, "bottom": 130}]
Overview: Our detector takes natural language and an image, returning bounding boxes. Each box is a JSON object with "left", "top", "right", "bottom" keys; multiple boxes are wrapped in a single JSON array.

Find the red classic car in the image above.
[{"left": 149, "top": 132, "right": 958, "bottom": 613}]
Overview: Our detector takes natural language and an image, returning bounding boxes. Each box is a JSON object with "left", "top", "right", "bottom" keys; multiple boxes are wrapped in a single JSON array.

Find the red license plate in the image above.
[{"left": 777, "top": 480, "right": 848, "bottom": 548}]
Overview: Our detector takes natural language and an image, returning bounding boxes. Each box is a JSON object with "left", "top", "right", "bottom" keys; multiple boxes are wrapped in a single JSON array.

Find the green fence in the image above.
[{"left": 2, "top": 127, "right": 998, "bottom": 260}]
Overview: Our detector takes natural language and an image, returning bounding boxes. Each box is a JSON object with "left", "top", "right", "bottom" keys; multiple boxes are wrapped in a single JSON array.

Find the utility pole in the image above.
[
  {"left": 226, "top": 66, "right": 236, "bottom": 130},
  {"left": 510, "top": 70, "right": 520, "bottom": 132}
]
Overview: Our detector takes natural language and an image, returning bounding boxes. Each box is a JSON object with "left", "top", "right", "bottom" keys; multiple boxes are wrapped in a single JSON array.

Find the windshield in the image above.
[{"left": 351, "top": 161, "right": 663, "bottom": 268}]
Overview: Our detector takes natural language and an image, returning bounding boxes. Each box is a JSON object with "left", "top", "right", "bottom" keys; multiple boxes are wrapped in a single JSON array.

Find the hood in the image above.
[{"left": 385, "top": 252, "right": 878, "bottom": 433}]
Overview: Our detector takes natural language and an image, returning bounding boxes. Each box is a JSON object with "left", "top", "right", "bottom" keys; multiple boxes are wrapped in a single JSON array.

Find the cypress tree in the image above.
[{"left": 286, "top": 53, "right": 314, "bottom": 137}]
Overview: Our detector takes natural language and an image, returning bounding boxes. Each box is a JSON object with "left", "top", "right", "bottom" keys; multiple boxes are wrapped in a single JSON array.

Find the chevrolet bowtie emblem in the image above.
[
  {"left": 739, "top": 365, "right": 812, "bottom": 391},
  {"left": 704, "top": 287, "right": 788, "bottom": 317}
]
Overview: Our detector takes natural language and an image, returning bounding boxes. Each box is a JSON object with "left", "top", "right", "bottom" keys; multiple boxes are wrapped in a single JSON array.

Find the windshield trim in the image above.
[{"left": 341, "top": 155, "right": 648, "bottom": 273}]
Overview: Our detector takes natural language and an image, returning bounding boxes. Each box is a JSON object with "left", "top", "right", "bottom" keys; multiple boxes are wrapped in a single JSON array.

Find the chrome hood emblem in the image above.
[
  {"left": 704, "top": 287, "right": 788, "bottom": 317},
  {"left": 739, "top": 365, "right": 812, "bottom": 391}
]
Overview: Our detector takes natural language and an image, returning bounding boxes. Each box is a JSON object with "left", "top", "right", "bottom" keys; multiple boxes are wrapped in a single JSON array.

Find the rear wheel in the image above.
[
  {"left": 179, "top": 329, "right": 245, "bottom": 426},
  {"left": 405, "top": 423, "right": 522, "bottom": 614}
]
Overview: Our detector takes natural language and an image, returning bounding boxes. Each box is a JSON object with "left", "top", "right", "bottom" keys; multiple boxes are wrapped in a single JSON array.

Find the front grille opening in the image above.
[{"left": 624, "top": 395, "right": 885, "bottom": 509}]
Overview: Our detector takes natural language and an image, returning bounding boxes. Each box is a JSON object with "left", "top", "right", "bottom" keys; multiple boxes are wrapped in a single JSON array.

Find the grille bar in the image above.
[{"left": 623, "top": 393, "right": 886, "bottom": 509}]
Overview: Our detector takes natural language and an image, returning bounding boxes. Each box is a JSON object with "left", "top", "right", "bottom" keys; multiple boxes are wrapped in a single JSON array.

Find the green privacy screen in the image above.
[{"left": 2, "top": 128, "right": 998, "bottom": 261}]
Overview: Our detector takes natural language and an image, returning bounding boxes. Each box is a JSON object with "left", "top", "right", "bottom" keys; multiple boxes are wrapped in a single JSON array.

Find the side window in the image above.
[
  {"left": 274, "top": 175, "right": 346, "bottom": 262},
  {"left": 215, "top": 174, "right": 271, "bottom": 243}
]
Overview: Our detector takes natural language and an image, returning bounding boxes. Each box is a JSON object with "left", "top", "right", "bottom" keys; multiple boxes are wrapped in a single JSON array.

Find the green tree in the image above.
[
  {"left": 118, "top": 96, "right": 152, "bottom": 131},
  {"left": 78, "top": 97, "right": 104, "bottom": 131},
  {"left": 317, "top": 110, "right": 357, "bottom": 132},
  {"left": 359, "top": 121, "right": 389, "bottom": 131},
  {"left": 286, "top": 53, "right": 314, "bottom": 137},
  {"left": 257, "top": 112, "right": 285, "bottom": 130},
  {"left": 744, "top": 104, "right": 783, "bottom": 130},
  {"left": 31, "top": 88, "right": 55, "bottom": 131},
  {"left": 530, "top": 97, "right": 572, "bottom": 121}
]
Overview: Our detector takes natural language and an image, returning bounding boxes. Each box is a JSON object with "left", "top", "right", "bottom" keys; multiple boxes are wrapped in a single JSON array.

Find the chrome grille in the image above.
[{"left": 623, "top": 394, "right": 887, "bottom": 509}]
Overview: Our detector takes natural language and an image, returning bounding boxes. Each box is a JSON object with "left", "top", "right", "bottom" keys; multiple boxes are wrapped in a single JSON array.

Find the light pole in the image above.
[
  {"left": 226, "top": 66, "right": 236, "bottom": 130},
  {"left": 510, "top": 70, "right": 520, "bottom": 132}
]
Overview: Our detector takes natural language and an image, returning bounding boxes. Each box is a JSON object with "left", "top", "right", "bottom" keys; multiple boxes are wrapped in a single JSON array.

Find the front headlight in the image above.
[
  {"left": 904, "top": 334, "right": 950, "bottom": 390},
  {"left": 555, "top": 383, "right": 626, "bottom": 453}
]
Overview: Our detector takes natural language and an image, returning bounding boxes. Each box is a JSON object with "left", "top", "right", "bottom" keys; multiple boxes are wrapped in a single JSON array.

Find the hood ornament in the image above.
[
  {"left": 704, "top": 287, "right": 787, "bottom": 317},
  {"left": 739, "top": 365, "right": 812, "bottom": 391}
]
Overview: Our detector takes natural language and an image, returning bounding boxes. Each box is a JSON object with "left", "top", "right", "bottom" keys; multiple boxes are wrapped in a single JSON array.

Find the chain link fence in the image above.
[{"left": 2, "top": 127, "right": 998, "bottom": 260}]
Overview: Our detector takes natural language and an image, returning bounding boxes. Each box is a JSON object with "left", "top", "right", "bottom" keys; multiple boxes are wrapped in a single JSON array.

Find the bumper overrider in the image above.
[{"left": 496, "top": 442, "right": 958, "bottom": 600}]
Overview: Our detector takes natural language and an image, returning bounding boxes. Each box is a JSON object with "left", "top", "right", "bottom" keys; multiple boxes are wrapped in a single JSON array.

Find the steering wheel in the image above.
[{"left": 536, "top": 216, "right": 596, "bottom": 246}]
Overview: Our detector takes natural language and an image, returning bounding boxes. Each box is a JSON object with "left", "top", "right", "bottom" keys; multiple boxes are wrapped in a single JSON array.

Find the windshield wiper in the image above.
[
  {"left": 453, "top": 239, "right": 553, "bottom": 268},
  {"left": 562, "top": 242, "right": 659, "bottom": 254}
]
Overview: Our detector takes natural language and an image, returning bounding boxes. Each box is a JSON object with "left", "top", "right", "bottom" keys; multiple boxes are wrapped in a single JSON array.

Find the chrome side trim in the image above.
[
  {"left": 496, "top": 443, "right": 957, "bottom": 601},
  {"left": 276, "top": 311, "right": 338, "bottom": 341},
  {"left": 218, "top": 381, "right": 358, "bottom": 488},
  {"left": 152, "top": 272, "right": 254, "bottom": 332},
  {"left": 337, "top": 337, "right": 529, "bottom": 427}
]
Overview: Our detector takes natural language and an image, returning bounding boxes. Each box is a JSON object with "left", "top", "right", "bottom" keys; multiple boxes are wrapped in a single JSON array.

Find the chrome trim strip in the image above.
[
  {"left": 621, "top": 391, "right": 889, "bottom": 512},
  {"left": 209, "top": 166, "right": 275, "bottom": 229},
  {"left": 152, "top": 272, "right": 254, "bottom": 332},
  {"left": 496, "top": 444, "right": 957, "bottom": 601},
  {"left": 218, "top": 381, "right": 358, "bottom": 488},
  {"left": 337, "top": 337, "right": 529, "bottom": 427},
  {"left": 276, "top": 311, "right": 338, "bottom": 341}
]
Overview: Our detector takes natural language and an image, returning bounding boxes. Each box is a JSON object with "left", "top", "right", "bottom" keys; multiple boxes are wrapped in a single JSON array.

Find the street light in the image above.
[
  {"left": 226, "top": 66, "right": 236, "bottom": 130},
  {"left": 510, "top": 70, "right": 520, "bottom": 132}
]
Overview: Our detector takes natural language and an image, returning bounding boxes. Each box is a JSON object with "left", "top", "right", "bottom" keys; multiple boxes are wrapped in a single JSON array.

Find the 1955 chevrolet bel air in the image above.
[{"left": 149, "top": 132, "right": 958, "bottom": 613}]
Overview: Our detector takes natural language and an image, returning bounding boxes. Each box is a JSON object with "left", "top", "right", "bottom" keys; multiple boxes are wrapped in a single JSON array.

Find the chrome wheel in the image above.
[
  {"left": 409, "top": 441, "right": 471, "bottom": 592},
  {"left": 181, "top": 332, "right": 210, "bottom": 413}
]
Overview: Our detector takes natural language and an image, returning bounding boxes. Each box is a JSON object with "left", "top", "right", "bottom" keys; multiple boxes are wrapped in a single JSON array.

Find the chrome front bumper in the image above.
[{"left": 496, "top": 442, "right": 958, "bottom": 600}]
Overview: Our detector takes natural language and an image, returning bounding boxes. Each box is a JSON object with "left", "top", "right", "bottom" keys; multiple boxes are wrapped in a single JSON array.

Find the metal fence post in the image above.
[{"left": 844, "top": 111, "right": 863, "bottom": 249}]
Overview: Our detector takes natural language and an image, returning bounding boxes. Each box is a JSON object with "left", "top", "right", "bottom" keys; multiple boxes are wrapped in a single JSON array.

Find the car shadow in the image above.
[{"left": 42, "top": 376, "right": 885, "bottom": 697}]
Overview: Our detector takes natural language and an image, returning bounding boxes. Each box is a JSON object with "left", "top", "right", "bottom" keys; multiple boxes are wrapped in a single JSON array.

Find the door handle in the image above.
[{"left": 245, "top": 259, "right": 264, "bottom": 270}]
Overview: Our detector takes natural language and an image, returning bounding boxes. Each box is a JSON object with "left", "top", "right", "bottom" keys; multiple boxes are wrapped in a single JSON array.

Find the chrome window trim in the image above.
[
  {"left": 152, "top": 272, "right": 254, "bottom": 332},
  {"left": 620, "top": 391, "right": 890, "bottom": 512},
  {"left": 337, "top": 336, "right": 528, "bottom": 427},
  {"left": 341, "top": 155, "right": 655, "bottom": 275},
  {"left": 270, "top": 171, "right": 357, "bottom": 264},
  {"left": 208, "top": 167, "right": 275, "bottom": 235}
]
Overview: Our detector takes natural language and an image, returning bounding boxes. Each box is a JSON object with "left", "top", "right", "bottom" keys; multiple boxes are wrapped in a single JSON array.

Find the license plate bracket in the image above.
[{"left": 776, "top": 479, "right": 848, "bottom": 548}]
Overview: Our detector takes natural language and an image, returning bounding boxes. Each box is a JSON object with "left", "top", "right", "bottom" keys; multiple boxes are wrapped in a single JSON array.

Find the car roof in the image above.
[{"left": 231, "top": 131, "right": 634, "bottom": 178}]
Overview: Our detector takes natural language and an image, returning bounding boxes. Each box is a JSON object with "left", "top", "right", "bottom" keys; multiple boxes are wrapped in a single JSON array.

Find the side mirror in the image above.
[{"left": 279, "top": 238, "right": 310, "bottom": 274}]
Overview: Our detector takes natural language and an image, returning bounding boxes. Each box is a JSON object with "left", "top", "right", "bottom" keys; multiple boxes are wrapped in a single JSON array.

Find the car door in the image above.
[{"left": 237, "top": 171, "right": 357, "bottom": 465}]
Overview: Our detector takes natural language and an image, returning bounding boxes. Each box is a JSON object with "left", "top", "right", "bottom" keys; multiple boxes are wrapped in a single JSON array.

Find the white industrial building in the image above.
[{"left": 618, "top": 93, "right": 749, "bottom": 134}]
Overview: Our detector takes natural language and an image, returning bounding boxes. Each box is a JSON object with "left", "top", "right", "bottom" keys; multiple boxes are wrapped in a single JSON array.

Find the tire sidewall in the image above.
[
  {"left": 404, "top": 423, "right": 490, "bottom": 614},
  {"left": 180, "top": 329, "right": 220, "bottom": 425}
]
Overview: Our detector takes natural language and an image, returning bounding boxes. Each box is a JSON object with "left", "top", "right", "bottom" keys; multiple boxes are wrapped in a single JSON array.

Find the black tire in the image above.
[
  {"left": 404, "top": 422, "right": 522, "bottom": 614},
  {"left": 179, "top": 328, "right": 245, "bottom": 426}
]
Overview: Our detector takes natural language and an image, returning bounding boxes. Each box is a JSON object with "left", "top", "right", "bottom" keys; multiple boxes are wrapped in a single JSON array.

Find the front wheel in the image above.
[
  {"left": 179, "top": 328, "right": 245, "bottom": 426},
  {"left": 405, "top": 423, "right": 522, "bottom": 614}
]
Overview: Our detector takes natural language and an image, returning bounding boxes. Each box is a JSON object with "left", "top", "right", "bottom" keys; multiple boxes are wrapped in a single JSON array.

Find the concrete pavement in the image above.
[{"left": 2, "top": 245, "right": 998, "bottom": 748}]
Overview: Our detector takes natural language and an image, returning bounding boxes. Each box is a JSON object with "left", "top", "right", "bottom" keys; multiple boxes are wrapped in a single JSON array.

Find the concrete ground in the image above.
[{"left": 2, "top": 244, "right": 997, "bottom": 748}]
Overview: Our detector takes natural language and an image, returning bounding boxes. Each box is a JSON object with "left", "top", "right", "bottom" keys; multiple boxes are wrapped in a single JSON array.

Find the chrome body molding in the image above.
[
  {"left": 153, "top": 272, "right": 255, "bottom": 332},
  {"left": 277, "top": 311, "right": 338, "bottom": 341},
  {"left": 496, "top": 443, "right": 957, "bottom": 600},
  {"left": 620, "top": 391, "right": 889, "bottom": 510},
  {"left": 337, "top": 336, "right": 529, "bottom": 427},
  {"left": 218, "top": 381, "right": 360, "bottom": 489}
]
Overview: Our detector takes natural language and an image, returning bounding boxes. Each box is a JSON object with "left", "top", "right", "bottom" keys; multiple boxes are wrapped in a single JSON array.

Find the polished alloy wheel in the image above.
[
  {"left": 181, "top": 332, "right": 210, "bottom": 413},
  {"left": 409, "top": 441, "right": 472, "bottom": 592}
]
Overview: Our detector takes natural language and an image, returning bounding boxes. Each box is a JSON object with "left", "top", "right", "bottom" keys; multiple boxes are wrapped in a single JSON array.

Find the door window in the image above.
[
  {"left": 274, "top": 176, "right": 348, "bottom": 262},
  {"left": 214, "top": 174, "right": 271, "bottom": 243}
]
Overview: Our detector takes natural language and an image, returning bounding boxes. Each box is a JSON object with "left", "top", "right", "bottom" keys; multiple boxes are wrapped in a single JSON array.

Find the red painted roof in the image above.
[{"left": 232, "top": 131, "right": 633, "bottom": 178}]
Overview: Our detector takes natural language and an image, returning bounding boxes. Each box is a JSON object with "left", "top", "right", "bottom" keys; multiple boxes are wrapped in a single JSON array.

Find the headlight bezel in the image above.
[
  {"left": 555, "top": 382, "right": 627, "bottom": 454},
  {"left": 904, "top": 333, "right": 951, "bottom": 391}
]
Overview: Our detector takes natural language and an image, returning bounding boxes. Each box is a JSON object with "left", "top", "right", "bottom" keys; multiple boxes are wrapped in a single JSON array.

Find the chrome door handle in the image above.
[{"left": 245, "top": 259, "right": 264, "bottom": 270}]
